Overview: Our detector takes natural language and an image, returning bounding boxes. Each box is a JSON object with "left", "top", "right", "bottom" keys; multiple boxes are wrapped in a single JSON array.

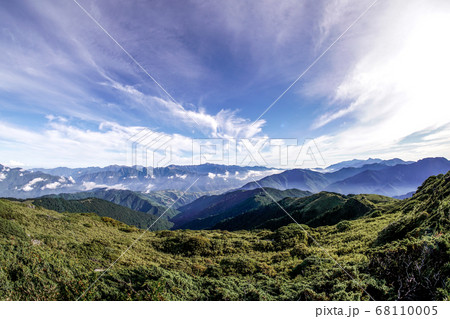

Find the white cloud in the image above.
[
  {"left": 8, "top": 160, "right": 25, "bottom": 167},
  {"left": 22, "top": 177, "right": 45, "bottom": 191},
  {"left": 0, "top": 119, "right": 202, "bottom": 168},
  {"left": 234, "top": 169, "right": 284, "bottom": 181},
  {"left": 309, "top": 0, "right": 450, "bottom": 162},
  {"left": 41, "top": 182, "right": 61, "bottom": 190},
  {"left": 106, "top": 78, "right": 266, "bottom": 139},
  {"left": 0, "top": 172, "right": 6, "bottom": 181},
  {"left": 207, "top": 171, "right": 230, "bottom": 180},
  {"left": 2, "top": 0, "right": 448, "bottom": 169},
  {"left": 0, "top": 1, "right": 269, "bottom": 142},
  {"left": 45, "top": 115, "right": 68, "bottom": 123},
  {"left": 144, "top": 183, "right": 154, "bottom": 192},
  {"left": 82, "top": 182, "right": 107, "bottom": 191},
  {"left": 207, "top": 172, "right": 216, "bottom": 179},
  {"left": 82, "top": 181, "right": 127, "bottom": 191},
  {"left": 312, "top": 104, "right": 356, "bottom": 129}
]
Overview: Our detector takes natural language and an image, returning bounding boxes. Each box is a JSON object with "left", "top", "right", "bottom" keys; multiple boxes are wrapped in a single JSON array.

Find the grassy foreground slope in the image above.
[{"left": 0, "top": 172, "right": 449, "bottom": 300}]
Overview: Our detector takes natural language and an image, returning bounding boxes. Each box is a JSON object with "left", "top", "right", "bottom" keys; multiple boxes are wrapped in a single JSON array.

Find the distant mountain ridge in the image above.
[
  {"left": 321, "top": 158, "right": 413, "bottom": 172},
  {"left": 48, "top": 163, "right": 280, "bottom": 194},
  {"left": 0, "top": 164, "right": 76, "bottom": 198},
  {"left": 1, "top": 158, "right": 448, "bottom": 198},
  {"left": 326, "top": 157, "right": 450, "bottom": 196},
  {"left": 0, "top": 163, "right": 279, "bottom": 198},
  {"left": 242, "top": 157, "right": 450, "bottom": 197}
]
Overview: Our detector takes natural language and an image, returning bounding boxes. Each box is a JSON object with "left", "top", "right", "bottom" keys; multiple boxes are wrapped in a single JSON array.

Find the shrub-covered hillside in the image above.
[
  {"left": 44, "top": 188, "right": 181, "bottom": 217},
  {"left": 172, "top": 188, "right": 312, "bottom": 230},
  {"left": 213, "top": 192, "right": 397, "bottom": 231},
  {"left": 0, "top": 172, "right": 448, "bottom": 300},
  {"left": 31, "top": 197, "right": 172, "bottom": 230}
]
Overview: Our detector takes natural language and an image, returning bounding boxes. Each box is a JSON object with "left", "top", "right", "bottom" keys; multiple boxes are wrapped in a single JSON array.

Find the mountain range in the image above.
[
  {"left": 242, "top": 157, "right": 450, "bottom": 197},
  {"left": 319, "top": 158, "right": 413, "bottom": 172},
  {"left": 0, "top": 164, "right": 76, "bottom": 198},
  {"left": 0, "top": 163, "right": 279, "bottom": 198},
  {"left": 1, "top": 157, "right": 449, "bottom": 207}
]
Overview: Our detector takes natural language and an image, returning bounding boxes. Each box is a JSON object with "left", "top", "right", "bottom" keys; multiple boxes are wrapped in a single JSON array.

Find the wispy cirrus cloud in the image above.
[
  {"left": 106, "top": 78, "right": 266, "bottom": 138},
  {"left": 0, "top": 0, "right": 267, "bottom": 141},
  {"left": 306, "top": 0, "right": 450, "bottom": 162},
  {"left": 1, "top": 0, "right": 449, "bottom": 168}
]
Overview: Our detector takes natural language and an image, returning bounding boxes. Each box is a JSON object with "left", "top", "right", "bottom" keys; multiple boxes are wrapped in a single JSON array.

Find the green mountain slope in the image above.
[
  {"left": 366, "top": 172, "right": 450, "bottom": 300},
  {"left": 31, "top": 197, "right": 172, "bottom": 230},
  {"left": 172, "top": 188, "right": 312, "bottom": 229},
  {"left": 376, "top": 172, "right": 450, "bottom": 244},
  {"left": 213, "top": 192, "right": 397, "bottom": 231},
  {"left": 46, "top": 189, "right": 181, "bottom": 218}
]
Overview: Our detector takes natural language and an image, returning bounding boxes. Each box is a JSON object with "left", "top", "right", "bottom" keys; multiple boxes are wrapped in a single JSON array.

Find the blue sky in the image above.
[{"left": 0, "top": 0, "right": 449, "bottom": 168}]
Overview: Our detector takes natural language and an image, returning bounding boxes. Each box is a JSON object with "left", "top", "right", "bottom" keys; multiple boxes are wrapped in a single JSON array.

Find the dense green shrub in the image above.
[
  {"left": 269, "top": 224, "right": 308, "bottom": 249},
  {"left": 368, "top": 236, "right": 450, "bottom": 300},
  {"left": 220, "top": 257, "right": 258, "bottom": 275},
  {"left": 0, "top": 218, "right": 26, "bottom": 239},
  {"left": 119, "top": 226, "right": 139, "bottom": 233},
  {"left": 290, "top": 256, "right": 322, "bottom": 278},
  {"left": 156, "top": 234, "right": 213, "bottom": 256},
  {"left": 101, "top": 217, "right": 123, "bottom": 227},
  {"left": 290, "top": 243, "right": 310, "bottom": 258},
  {"left": 184, "top": 235, "right": 211, "bottom": 255},
  {"left": 252, "top": 239, "right": 274, "bottom": 252},
  {"left": 336, "top": 220, "right": 351, "bottom": 232},
  {"left": 0, "top": 201, "right": 15, "bottom": 220}
]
